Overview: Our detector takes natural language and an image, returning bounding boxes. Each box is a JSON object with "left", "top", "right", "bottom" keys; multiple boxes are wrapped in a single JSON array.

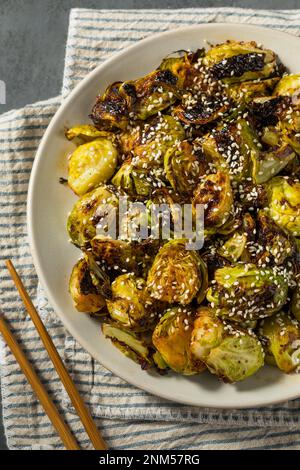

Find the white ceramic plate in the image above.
[{"left": 28, "top": 24, "right": 300, "bottom": 408}]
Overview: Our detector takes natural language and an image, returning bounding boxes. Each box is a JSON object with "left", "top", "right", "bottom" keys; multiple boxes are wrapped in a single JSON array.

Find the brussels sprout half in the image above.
[
  {"left": 203, "top": 40, "right": 277, "bottom": 83},
  {"left": 164, "top": 141, "right": 205, "bottom": 197},
  {"left": 90, "top": 81, "right": 131, "bottom": 130},
  {"left": 112, "top": 115, "right": 185, "bottom": 198},
  {"left": 259, "top": 312, "right": 300, "bottom": 373},
  {"left": 190, "top": 307, "right": 264, "bottom": 383},
  {"left": 67, "top": 185, "right": 119, "bottom": 247},
  {"left": 251, "top": 142, "right": 296, "bottom": 184},
  {"left": 102, "top": 322, "right": 152, "bottom": 369},
  {"left": 126, "top": 69, "right": 181, "bottom": 120},
  {"left": 152, "top": 306, "right": 205, "bottom": 375},
  {"left": 192, "top": 171, "right": 233, "bottom": 233},
  {"left": 255, "top": 210, "right": 296, "bottom": 267},
  {"left": 147, "top": 239, "right": 207, "bottom": 305},
  {"left": 207, "top": 263, "right": 288, "bottom": 322},
  {"left": 199, "top": 119, "right": 260, "bottom": 183},
  {"left": 106, "top": 273, "right": 159, "bottom": 331},
  {"left": 267, "top": 176, "right": 300, "bottom": 236},
  {"left": 69, "top": 258, "right": 106, "bottom": 313},
  {"left": 90, "top": 236, "right": 139, "bottom": 276},
  {"left": 68, "top": 138, "right": 118, "bottom": 196}
]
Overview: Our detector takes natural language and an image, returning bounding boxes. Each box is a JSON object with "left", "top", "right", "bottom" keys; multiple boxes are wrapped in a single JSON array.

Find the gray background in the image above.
[{"left": 0, "top": 0, "right": 299, "bottom": 451}]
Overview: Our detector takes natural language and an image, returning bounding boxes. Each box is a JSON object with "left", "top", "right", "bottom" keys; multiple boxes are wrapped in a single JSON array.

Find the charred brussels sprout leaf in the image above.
[
  {"left": 106, "top": 273, "right": 158, "bottom": 331},
  {"left": 67, "top": 185, "right": 119, "bottom": 247},
  {"left": 190, "top": 307, "right": 264, "bottom": 382},
  {"left": 175, "top": 93, "right": 230, "bottom": 126},
  {"left": 85, "top": 251, "right": 112, "bottom": 300},
  {"left": 147, "top": 240, "right": 207, "bottom": 305},
  {"left": 152, "top": 306, "right": 205, "bottom": 375},
  {"left": 203, "top": 41, "right": 277, "bottom": 83},
  {"left": 69, "top": 258, "right": 106, "bottom": 313},
  {"left": 207, "top": 263, "right": 288, "bottom": 321},
  {"left": 267, "top": 176, "right": 300, "bottom": 236},
  {"left": 192, "top": 171, "right": 233, "bottom": 233},
  {"left": 159, "top": 55, "right": 188, "bottom": 88},
  {"left": 102, "top": 322, "right": 152, "bottom": 368},
  {"left": 259, "top": 312, "right": 300, "bottom": 373},
  {"left": 65, "top": 125, "right": 114, "bottom": 143},
  {"left": 68, "top": 138, "right": 118, "bottom": 196}
]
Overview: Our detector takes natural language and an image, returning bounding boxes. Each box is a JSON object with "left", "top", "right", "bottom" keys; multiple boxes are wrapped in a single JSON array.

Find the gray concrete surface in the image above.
[{"left": 0, "top": 0, "right": 299, "bottom": 451}]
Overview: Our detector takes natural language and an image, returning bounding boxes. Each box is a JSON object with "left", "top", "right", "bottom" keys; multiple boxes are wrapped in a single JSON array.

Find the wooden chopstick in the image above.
[
  {"left": 5, "top": 260, "right": 107, "bottom": 450},
  {"left": 0, "top": 314, "right": 80, "bottom": 450}
]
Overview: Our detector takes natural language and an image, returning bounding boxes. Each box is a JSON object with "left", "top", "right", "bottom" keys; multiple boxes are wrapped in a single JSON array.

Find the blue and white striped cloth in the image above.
[{"left": 1, "top": 8, "right": 300, "bottom": 450}]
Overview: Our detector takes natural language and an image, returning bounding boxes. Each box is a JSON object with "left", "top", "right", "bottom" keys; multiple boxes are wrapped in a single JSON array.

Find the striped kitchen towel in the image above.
[{"left": 1, "top": 8, "right": 300, "bottom": 450}]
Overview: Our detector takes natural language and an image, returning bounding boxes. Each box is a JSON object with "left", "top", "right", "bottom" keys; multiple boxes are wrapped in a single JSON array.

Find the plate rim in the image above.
[{"left": 27, "top": 23, "right": 300, "bottom": 408}]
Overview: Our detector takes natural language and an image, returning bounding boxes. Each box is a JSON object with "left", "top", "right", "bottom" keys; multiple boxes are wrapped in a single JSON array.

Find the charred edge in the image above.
[{"left": 210, "top": 53, "right": 265, "bottom": 80}]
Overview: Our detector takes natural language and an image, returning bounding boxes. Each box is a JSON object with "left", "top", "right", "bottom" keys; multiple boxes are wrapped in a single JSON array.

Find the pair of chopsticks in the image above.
[{"left": 0, "top": 260, "right": 107, "bottom": 450}]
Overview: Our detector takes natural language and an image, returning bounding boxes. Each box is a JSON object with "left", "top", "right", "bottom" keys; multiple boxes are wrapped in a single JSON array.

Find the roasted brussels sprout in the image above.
[
  {"left": 147, "top": 239, "right": 207, "bottom": 305},
  {"left": 164, "top": 141, "right": 204, "bottom": 196},
  {"left": 68, "top": 138, "right": 118, "bottom": 195},
  {"left": 267, "top": 176, "right": 300, "bottom": 236},
  {"left": 91, "top": 69, "right": 181, "bottom": 128},
  {"left": 67, "top": 185, "right": 119, "bottom": 247},
  {"left": 69, "top": 258, "right": 106, "bottom": 313},
  {"left": 90, "top": 82, "right": 131, "bottom": 130},
  {"left": 207, "top": 263, "right": 288, "bottom": 321},
  {"left": 106, "top": 273, "right": 158, "bottom": 331},
  {"left": 259, "top": 312, "right": 300, "bottom": 373},
  {"left": 126, "top": 69, "right": 181, "bottom": 120},
  {"left": 217, "top": 231, "right": 248, "bottom": 264},
  {"left": 199, "top": 119, "right": 260, "bottom": 182},
  {"left": 90, "top": 236, "right": 139, "bottom": 275},
  {"left": 251, "top": 142, "right": 295, "bottom": 184},
  {"left": 102, "top": 322, "right": 152, "bottom": 368},
  {"left": 203, "top": 41, "right": 277, "bottom": 83},
  {"left": 192, "top": 171, "right": 233, "bottom": 233},
  {"left": 112, "top": 155, "right": 165, "bottom": 198},
  {"left": 112, "top": 115, "right": 185, "bottom": 198},
  {"left": 190, "top": 307, "right": 264, "bottom": 382},
  {"left": 255, "top": 210, "right": 296, "bottom": 267},
  {"left": 133, "top": 115, "right": 185, "bottom": 161},
  {"left": 152, "top": 306, "right": 205, "bottom": 375}
]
